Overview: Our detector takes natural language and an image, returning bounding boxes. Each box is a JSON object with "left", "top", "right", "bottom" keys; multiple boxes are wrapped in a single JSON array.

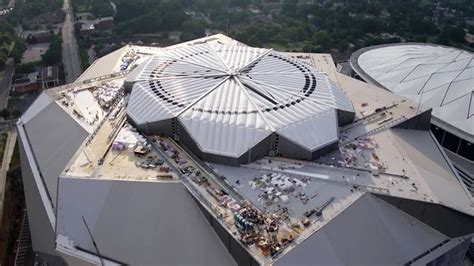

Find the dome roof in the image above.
[
  {"left": 353, "top": 44, "right": 473, "bottom": 138},
  {"left": 127, "top": 42, "right": 353, "bottom": 158}
]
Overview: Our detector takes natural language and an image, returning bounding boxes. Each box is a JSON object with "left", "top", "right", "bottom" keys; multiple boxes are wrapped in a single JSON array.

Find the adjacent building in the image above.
[
  {"left": 40, "top": 66, "right": 60, "bottom": 89},
  {"left": 79, "top": 17, "right": 114, "bottom": 35},
  {"left": 351, "top": 43, "right": 474, "bottom": 196},
  {"left": 12, "top": 72, "right": 40, "bottom": 94}
]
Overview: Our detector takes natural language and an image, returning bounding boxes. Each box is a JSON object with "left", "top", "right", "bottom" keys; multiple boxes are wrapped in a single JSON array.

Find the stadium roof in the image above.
[
  {"left": 17, "top": 35, "right": 474, "bottom": 265},
  {"left": 351, "top": 43, "right": 473, "bottom": 142},
  {"left": 127, "top": 42, "right": 354, "bottom": 158},
  {"left": 56, "top": 178, "right": 236, "bottom": 266},
  {"left": 274, "top": 193, "right": 448, "bottom": 266}
]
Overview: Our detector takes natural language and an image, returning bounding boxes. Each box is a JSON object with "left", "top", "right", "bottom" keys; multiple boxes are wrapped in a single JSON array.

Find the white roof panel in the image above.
[
  {"left": 277, "top": 109, "right": 338, "bottom": 151},
  {"left": 128, "top": 42, "right": 354, "bottom": 158},
  {"left": 353, "top": 44, "right": 474, "bottom": 137},
  {"left": 179, "top": 78, "right": 272, "bottom": 157}
]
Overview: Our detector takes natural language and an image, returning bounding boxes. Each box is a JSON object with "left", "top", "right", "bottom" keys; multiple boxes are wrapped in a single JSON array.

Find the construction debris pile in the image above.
[
  {"left": 169, "top": 160, "right": 301, "bottom": 259},
  {"left": 108, "top": 100, "right": 124, "bottom": 121},
  {"left": 340, "top": 136, "right": 386, "bottom": 174},
  {"left": 232, "top": 203, "right": 302, "bottom": 258},
  {"left": 58, "top": 92, "right": 73, "bottom": 107},
  {"left": 111, "top": 125, "right": 162, "bottom": 170},
  {"left": 104, "top": 126, "right": 174, "bottom": 180},
  {"left": 158, "top": 140, "right": 188, "bottom": 165},
  {"left": 249, "top": 173, "right": 309, "bottom": 206},
  {"left": 200, "top": 179, "right": 299, "bottom": 258},
  {"left": 112, "top": 125, "right": 144, "bottom": 151},
  {"left": 147, "top": 138, "right": 342, "bottom": 261},
  {"left": 120, "top": 49, "right": 140, "bottom": 71},
  {"left": 135, "top": 156, "right": 164, "bottom": 170},
  {"left": 92, "top": 82, "right": 122, "bottom": 110}
]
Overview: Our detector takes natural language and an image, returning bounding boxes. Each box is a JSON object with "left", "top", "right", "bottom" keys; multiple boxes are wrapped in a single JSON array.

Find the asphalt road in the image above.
[
  {"left": 62, "top": 0, "right": 82, "bottom": 83},
  {"left": 0, "top": 58, "right": 14, "bottom": 111}
]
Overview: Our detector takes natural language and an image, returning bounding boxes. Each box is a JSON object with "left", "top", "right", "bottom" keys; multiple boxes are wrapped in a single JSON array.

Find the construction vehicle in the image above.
[{"left": 303, "top": 197, "right": 335, "bottom": 218}]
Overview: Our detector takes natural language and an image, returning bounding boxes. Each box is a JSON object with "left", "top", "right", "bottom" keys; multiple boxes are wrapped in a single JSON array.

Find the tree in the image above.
[
  {"left": 228, "top": 10, "right": 249, "bottom": 25},
  {"left": 0, "top": 52, "right": 6, "bottom": 67},
  {"left": 357, "top": 18, "right": 385, "bottom": 34},
  {"left": 0, "top": 109, "right": 10, "bottom": 119},
  {"left": 230, "top": 0, "right": 250, "bottom": 8},
  {"left": 367, "top": 4, "right": 383, "bottom": 16},
  {"left": 313, "top": 30, "right": 330, "bottom": 50},
  {"left": 280, "top": 0, "right": 298, "bottom": 18},
  {"left": 181, "top": 19, "right": 207, "bottom": 39},
  {"left": 301, "top": 41, "right": 312, "bottom": 53},
  {"left": 232, "top": 31, "right": 250, "bottom": 43},
  {"left": 438, "top": 26, "right": 466, "bottom": 44},
  {"left": 280, "top": 26, "right": 306, "bottom": 42},
  {"left": 10, "top": 38, "right": 26, "bottom": 63},
  {"left": 11, "top": 109, "right": 21, "bottom": 118},
  {"left": 334, "top": 39, "right": 349, "bottom": 52},
  {"left": 0, "top": 33, "right": 12, "bottom": 45},
  {"left": 409, "top": 18, "right": 439, "bottom": 35},
  {"left": 15, "top": 62, "right": 37, "bottom": 74},
  {"left": 42, "top": 35, "right": 62, "bottom": 65}
]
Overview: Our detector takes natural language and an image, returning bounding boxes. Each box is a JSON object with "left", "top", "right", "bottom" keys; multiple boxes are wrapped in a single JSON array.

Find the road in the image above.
[
  {"left": 0, "top": 58, "right": 14, "bottom": 112},
  {"left": 62, "top": 0, "right": 83, "bottom": 83}
]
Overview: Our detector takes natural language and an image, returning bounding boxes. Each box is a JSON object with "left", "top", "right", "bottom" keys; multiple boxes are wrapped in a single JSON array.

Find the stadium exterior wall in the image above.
[
  {"left": 394, "top": 109, "right": 432, "bottom": 131},
  {"left": 239, "top": 135, "right": 272, "bottom": 164},
  {"left": 378, "top": 195, "right": 474, "bottom": 238},
  {"left": 18, "top": 127, "right": 66, "bottom": 265},
  {"left": 141, "top": 118, "right": 341, "bottom": 166},
  {"left": 408, "top": 235, "right": 472, "bottom": 265},
  {"left": 128, "top": 117, "right": 175, "bottom": 137},
  {"left": 277, "top": 134, "right": 338, "bottom": 161},
  {"left": 176, "top": 121, "right": 271, "bottom": 166},
  {"left": 193, "top": 195, "right": 260, "bottom": 266},
  {"left": 337, "top": 109, "right": 355, "bottom": 127}
]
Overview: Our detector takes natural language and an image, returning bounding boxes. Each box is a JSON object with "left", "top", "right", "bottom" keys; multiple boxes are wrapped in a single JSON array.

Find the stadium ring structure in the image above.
[
  {"left": 126, "top": 43, "right": 355, "bottom": 165},
  {"left": 350, "top": 43, "right": 473, "bottom": 160}
]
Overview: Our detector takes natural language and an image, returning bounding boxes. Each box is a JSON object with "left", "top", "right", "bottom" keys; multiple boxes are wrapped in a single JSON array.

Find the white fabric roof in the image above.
[
  {"left": 127, "top": 42, "right": 354, "bottom": 157},
  {"left": 355, "top": 44, "right": 473, "bottom": 137}
]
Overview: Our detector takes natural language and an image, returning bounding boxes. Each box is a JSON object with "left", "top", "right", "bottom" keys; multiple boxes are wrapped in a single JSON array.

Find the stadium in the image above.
[
  {"left": 351, "top": 43, "right": 473, "bottom": 196},
  {"left": 18, "top": 35, "right": 474, "bottom": 265}
]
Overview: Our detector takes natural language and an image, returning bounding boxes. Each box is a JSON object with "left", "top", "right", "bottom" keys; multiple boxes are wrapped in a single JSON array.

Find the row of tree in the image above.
[
  {"left": 230, "top": 0, "right": 471, "bottom": 53},
  {"left": 70, "top": 0, "right": 472, "bottom": 55}
]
